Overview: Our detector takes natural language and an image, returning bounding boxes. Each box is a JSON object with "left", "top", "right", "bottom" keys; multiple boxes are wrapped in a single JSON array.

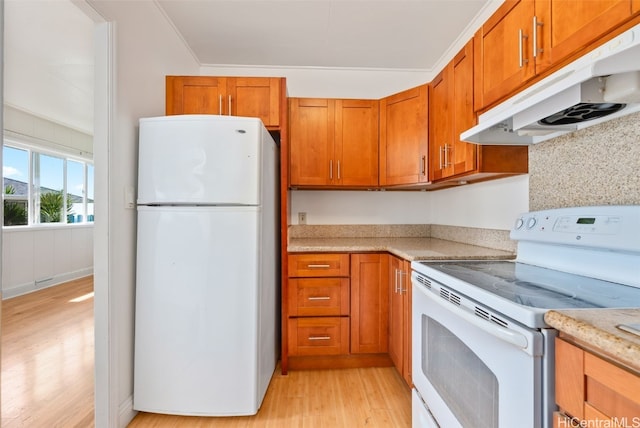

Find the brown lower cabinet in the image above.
[
  {"left": 554, "top": 337, "right": 640, "bottom": 426},
  {"left": 284, "top": 253, "right": 396, "bottom": 373},
  {"left": 389, "top": 255, "right": 412, "bottom": 386}
]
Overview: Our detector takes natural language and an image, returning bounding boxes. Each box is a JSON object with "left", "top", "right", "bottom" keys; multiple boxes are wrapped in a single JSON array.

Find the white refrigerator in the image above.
[{"left": 133, "top": 114, "right": 279, "bottom": 416}]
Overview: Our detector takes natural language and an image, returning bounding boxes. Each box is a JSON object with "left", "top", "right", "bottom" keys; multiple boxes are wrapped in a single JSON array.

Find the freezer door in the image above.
[
  {"left": 138, "top": 115, "right": 272, "bottom": 205},
  {"left": 133, "top": 205, "right": 277, "bottom": 416}
]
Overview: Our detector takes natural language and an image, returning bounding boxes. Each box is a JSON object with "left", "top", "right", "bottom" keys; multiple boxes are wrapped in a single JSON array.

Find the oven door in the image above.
[{"left": 412, "top": 273, "right": 544, "bottom": 428}]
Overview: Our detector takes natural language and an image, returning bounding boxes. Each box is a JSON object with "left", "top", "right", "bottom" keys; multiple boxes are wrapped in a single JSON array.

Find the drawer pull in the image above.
[
  {"left": 308, "top": 336, "right": 331, "bottom": 341},
  {"left": 308, "top": 296, "right": 331, "bottom": 301},
  {"left": 307, "top": 264, "right": 331, "bottom": 269}
]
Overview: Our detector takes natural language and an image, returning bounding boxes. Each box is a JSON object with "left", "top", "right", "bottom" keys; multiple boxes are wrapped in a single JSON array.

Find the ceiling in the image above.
[{"left": 4, "top": 0, "right": 499, "bottom": 135}]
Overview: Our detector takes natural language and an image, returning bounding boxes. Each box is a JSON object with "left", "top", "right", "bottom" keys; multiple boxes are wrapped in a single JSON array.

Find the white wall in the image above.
[
  {"left": 86, "top": 1, "right": 200, "bottom": 426},
  {"left": 289, "top": 176, "right": 529, "bottom": 230},
  {"left": 290, "top": 190, "right": 433, "bottom": 225},
  {"left": 200, "top": 65, "right": 431, "bottom": 99},
  {"left": 2, "top": 225, "right": 93, "bottom": 298},
  {"left": 429, "top": 175, "right": 529, "bottom": 230},
  {"left": 3, "top": 101, "right": 95, "bottom": 299}
]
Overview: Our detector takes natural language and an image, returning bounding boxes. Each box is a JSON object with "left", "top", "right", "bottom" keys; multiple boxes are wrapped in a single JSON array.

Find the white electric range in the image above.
[{"left": 411, "top": 205, "right": 640, "bottom": 428}]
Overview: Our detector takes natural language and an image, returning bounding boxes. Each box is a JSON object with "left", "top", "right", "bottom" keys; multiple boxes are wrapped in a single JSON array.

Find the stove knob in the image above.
[
  {"left": 515, "top": 218, "right": 524, "bottom": 230},
  {"left": 527, "top": 217, "right": 537, "bottom": 229}
]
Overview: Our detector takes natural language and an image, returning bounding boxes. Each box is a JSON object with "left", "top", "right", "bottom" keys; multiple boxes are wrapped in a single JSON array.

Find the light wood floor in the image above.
[
  {"left": 129, "top": 364, "right": 412, "bottom": 427},
  {"left": 1, "top": 276, "right": 95, "bottom": 428},
  {"left": 1, "top": 277, "right": 411, "bottom": 427}
]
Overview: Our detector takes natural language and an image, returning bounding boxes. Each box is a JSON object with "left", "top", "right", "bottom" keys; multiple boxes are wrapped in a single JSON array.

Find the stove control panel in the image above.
[
  {"left": 510, "top": 205, "right": 640, "bottom": 253},
  {"left": 552, "top": 215, "right": 621, "bottom": 234}
]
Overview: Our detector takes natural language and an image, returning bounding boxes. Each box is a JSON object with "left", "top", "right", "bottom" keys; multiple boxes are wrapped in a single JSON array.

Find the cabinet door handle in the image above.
[
  {"left": 420, "top": 155, "right": 426, "bottom": 176},
  {"left": 219, "top": 94, "right": 223, "bottom": 115},
  {"left": 329, "top": 160, "right": 333, "bottom": 180},
  {"left": 308, "top": 336, "right": 331, "bottom": 341},
  {"left": 444, "top": 144, "right": 451, "bottom": 167},
  {"left": 308, "top": 296, "right": 331, "bottom": 301},
  {"left": 399, "top": 270, "right": 407, "bottom": 294},
  {"left": 394, "top": 268, "right": 400, "bottom": 293},
  {"left": 228, "top": 95, "right": 232, "bottom": 116},
  {"left": 307, "top": 264, "right": 331, "bottom": 269},
  {"left": 337, "top": 160, "right": 341, "bottom": 180},
  {"left": 518, "top": 29, "right": 529, "bottom": 68},
  {"left": 439, "top": 146, "right": 444, "bottom": 170},
  {"left": 532, "top": 16, "right": 543, "bottom": 58}
]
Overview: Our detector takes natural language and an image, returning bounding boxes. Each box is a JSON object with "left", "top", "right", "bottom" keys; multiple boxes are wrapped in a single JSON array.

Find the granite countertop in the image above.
[
  {"left": 545, "top": 309, "right": 640, "bottom": 372},
  {"left": 287, "top": 236, "right": 516, "bottom": 261}
]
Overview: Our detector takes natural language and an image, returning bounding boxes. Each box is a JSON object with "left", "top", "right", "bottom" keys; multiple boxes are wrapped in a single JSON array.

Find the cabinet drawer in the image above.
[
  {"left": 584, "top": 351, "right": 640, "bottom": 418},
  {"left": 287, "top": 317, "right": 350, "bottom": 356},
  {"left": 288, "top": 278, "right": 350, "bottom": 316},
  {"left": 288, "top": 253, "right": 350, "bottom": 277}
]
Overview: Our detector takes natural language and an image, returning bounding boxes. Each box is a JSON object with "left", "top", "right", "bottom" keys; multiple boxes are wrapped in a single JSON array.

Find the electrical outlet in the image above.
[{"left": 298, "top": 212, "right": 307, "bottom": 225}]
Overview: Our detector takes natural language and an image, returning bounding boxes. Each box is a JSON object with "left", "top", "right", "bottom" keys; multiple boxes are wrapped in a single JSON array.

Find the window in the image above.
[{"left": 3, "top": 143, "right": 94, "bottom": 227}]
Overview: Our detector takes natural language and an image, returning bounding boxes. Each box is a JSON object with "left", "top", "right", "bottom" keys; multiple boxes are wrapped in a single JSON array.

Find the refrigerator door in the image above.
[
  {"left": 133, "top": 205, "right": 276, "bottom": 416},
  {"left": 137, "top": 115, "right": 269, "bottom": 206}
]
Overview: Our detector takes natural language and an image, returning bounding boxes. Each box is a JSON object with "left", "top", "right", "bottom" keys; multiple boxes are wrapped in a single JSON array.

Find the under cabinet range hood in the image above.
[{"left": 462, "top": 23, "right": 640, "bottom": 145}]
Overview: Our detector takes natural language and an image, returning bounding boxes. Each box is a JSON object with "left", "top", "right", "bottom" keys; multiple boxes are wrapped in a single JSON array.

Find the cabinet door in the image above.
[
  {"left": 227, "top": 77, "right": 281, "bottom": 128},
  {"left": 350, "top": 254, "right": 389, "bottom": 354},
  {"left": 451, "top": 40, "right": 478, "bottom": 177},
  {"left": 289, "top": 98, "right": 335, "bottom": 186},
  {"left": 431, "top": 41, "right": 477, "bottom": 182},
  {"left": 555, "top": 338, "right": 585, "bottom": 420},
  {"left": 379, "top": 85, "right": 429, "bottom": 186},
  {"left": 166, "top": 76, "right": 227, "bottom": 115},
  {"left": 634, "top": 0, "right": 640, "bottom": 13},
  {"left": 388, "top": 256, "right": 404, "bottom": 370},
  {"left": 546, "top": 0, "right": 632, "bottom": 65},
  {"left": 429, "top": 67, "right": 453, "bottom": 181},
  {"left": 478, "top": 0, "right": 536, "bottom": 109},
  {"left": 335, "top": 99, "right": 379, "bottom": 187}
]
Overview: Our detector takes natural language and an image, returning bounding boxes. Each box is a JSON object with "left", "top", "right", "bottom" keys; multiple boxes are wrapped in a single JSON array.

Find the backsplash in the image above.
[
  {"left": 529, "top": 112, "right": 640, "bottom": 211},
  {"left": 289, "top": 224, "right": 516, "bottom": 252}
]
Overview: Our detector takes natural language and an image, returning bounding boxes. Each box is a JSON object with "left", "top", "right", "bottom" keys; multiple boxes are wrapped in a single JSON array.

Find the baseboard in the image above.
[
  {"left": 1, "top": 267, "right": 94, "bottom": 299},
  {"left": 119, "top": 395, "right": 137, "bottom": 428}
]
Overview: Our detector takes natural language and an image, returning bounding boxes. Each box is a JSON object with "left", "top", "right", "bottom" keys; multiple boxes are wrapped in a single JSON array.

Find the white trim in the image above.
[
  {"left": 118, "top": 395, "right": 136, "bottom": 427},
  {"left": 1, "top": 269, "right": 94, "bottom": 300},
  {"left": 93, "top": 20, "right": 117, "bottom": 428},
  {"left": 4, "top": 130, "right": 94, "bottom": 161}
]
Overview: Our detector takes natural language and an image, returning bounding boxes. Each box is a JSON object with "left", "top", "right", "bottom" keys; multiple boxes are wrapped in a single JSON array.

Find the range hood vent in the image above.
[{"left": 462, "top": 23, "right": 640, "bottom": 145}]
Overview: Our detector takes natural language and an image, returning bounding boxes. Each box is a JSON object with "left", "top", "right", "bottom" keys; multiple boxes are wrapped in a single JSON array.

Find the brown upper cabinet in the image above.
[
  {"left": 634, "top": 0, "right": 640, "bottom": 13},
  {"left": 475, "top": 0, "right": 633, "bottom": 111},
  {"left": 289, "top": 98, "right": 379, "bottom": 188},
  {"left": 379, "top": 84, "right": 429, "bottom": 186},
  {"left": 429, "top": 40, "right": 477, "bottom": 182},
  {"left": 166, "top": 76, "right": 284, "bottom": 130},
  {"left": 430, "top": 40, "right": 528, "bottom": 188}
]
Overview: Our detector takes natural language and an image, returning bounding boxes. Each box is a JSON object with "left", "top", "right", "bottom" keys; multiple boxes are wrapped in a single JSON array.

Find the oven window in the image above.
[{"left": 423, "top": 315, "right": 499, "bottom": 428}]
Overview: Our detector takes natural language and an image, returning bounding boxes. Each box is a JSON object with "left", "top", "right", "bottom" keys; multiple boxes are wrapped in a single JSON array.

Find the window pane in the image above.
[
  {"left": 3, "top": 146, "right": 29, "bottom": 226},
  {"left": 38, "top": 153, "right": 65, "bottom": 223},
  {"left": 67, "top": 160, "right": 84, "bottom": 223},
  {"left": 87, "top": 164, "right": 94, "bottom": 222}
]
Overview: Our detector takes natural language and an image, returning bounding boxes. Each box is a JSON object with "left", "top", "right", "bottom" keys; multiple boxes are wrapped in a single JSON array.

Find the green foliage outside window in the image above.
[
  {"left": 3, "top": 185, "right": 28, "bottom": 226},
  {"left": 40, "top": 190, "right": 74, "bottom": 223}
]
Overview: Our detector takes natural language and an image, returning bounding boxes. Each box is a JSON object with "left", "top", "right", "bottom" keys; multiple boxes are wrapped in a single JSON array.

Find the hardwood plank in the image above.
[
  {"left": 128, "top": 366, "right": 411, "bottom": 427},
  {"left": 1, "top": 276, "right": 411, "bottom": 427},
  {"left": 1, "top": 276, "right": 95, "bottom": 428}
]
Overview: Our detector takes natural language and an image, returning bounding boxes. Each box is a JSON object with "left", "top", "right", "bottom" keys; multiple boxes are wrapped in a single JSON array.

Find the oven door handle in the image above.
[{"left": 424, "top": 287, "right": 530, "bottom": 351}]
